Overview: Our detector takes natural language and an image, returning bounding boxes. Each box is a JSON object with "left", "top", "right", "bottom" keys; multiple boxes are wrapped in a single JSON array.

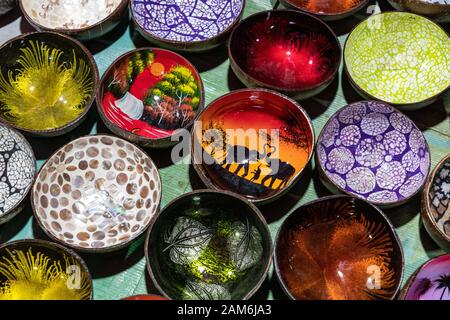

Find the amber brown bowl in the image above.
[
  {"left": 0, "top": 32, "right": 99, "bottom": 137},
  {"left": 274, "top": 195, "right": 404, "bottom": 300},
  {"left": 421, "top": 153, "right": 450, "bottom": 252},
  {"left": 279, "top": 0, "right": 370, "bottom": 21},
  {"left": 19, "top": 0, "right": 129, "bottom": 41},
  {"left": 229, "top": 10, "right": 341, "bottom": 100}
]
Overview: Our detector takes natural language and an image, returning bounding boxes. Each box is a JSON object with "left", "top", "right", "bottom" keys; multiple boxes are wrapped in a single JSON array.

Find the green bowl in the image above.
[
  {"left": 344, "top": 12, "right": 450, "bottom": 110},
  {"left": 145, "top": 190, "right": 273, "bottom": 300}
]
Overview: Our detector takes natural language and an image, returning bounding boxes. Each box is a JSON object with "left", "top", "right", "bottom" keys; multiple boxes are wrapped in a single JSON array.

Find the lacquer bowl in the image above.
[
  {"left": 229, "top": 10, "right": 341, "bottom": 100},
  {"left": 0, "top": 123, "right": 36, "bottom": 225},
  {"left": 145, "top": 190, "right": 273, "bottom": 300},
  {"left": 31, "top": 135, "right": 162, "bottom": 253},
  {"left": 191, "top": 89, "right": 315, "bottom": 205},
  {"left": 274, "top": 195, "right": 404, "bottom": 300},
  {"left": 344, "top": 12, "right": 450, "bottom": 110},
  {"left": 130, "top": 0, "right": 246, "bottom": 52},
  {"left": 97, "top": 48, "right": 204, "bottom": 148},
  {"left": 19, "top": 0, "right": 129, "bottom": 41},
  {"left": 399, "top": 254, "right": 450, "bottom": 300},
  {"left": 316, "top": 101, "right": 430, "bottom": 208},
  {"left": 421, "top": 153, "right": 450, "bottom": 251},
  {"left": 0, "top": 32, "right": 98, "bottom": 137},
  {"left": 0, "top": 239, "right": 92, "bottom": 300},
  {"left": 0, "top": 0, "right": 15, "bottom": 16},
  {"left": 279, "top": 0, "right": 369, "bottom": 21},
  {"left": 122, "top": 294, "right": 169, "bottom": 300},
  {"left": 388, "top": 0, "right": 450, "bottom": 23}
]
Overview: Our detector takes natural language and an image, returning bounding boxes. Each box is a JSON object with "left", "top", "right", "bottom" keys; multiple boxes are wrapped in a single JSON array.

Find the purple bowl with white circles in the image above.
[
  {"left": 130, "top": 0, "right": 246, "bottom": 52},
  {"left": 316, "top": 101, "right": 430, "bottom": 208}
]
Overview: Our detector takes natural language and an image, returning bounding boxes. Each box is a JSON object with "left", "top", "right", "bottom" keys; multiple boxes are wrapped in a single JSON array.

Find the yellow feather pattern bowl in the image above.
[{"left": 0, "top": 32, "right": 99, "bottom": 137}]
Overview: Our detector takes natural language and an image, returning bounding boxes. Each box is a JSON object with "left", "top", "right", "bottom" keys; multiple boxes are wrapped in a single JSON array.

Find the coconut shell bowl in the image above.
[
  {"left": 0, "top": 32, "right": 98, "bottom": 137},
  {"left": 19, "top": 0, "right": 129, "bottom": 41},
  {"left": 191, "top": 89, "right": 315, "bottom": 205},
  {"left": 422, "top": 153, "right": 450, "bottom": 251},
  {"left": 228, "top": 10, "right": 341, "bottom": 100},
  {"left": 145, "top": 190, "right": 273, "bottom": 300},
  {"left": 275, "top": 195, "right": 404, "bottom": 300},
  {"left": 0, "top": 123, "right": 36, "bottom": 225},
  {"left": 0, "top": 0, "right": 15, "bottom": 16},
  {"left": 400, "top": 254, "right": 450, "bottom": 300},
  {"left": 97, "top": 48, "right": 204, "bottom": 148},
  {"left": 345, "top": 12, "right": 450, "bottom": 110},
  {"left": 130, "top": 0, "right": 246, "bottom": 52},
  {"left": 0, "top": 239, "right": 92, "bottom": 300},
  {"left": 316, "top": 101, "right": 430, "bottom": 208},
  {"left": 31, "top": 135, "right": 162, "bottom": 253},
  {"left": 279, "top": 0, "right": 369, "bottom": 21},
  {"left": 388, "top": 0, "right": 450, "bottom": 23}
]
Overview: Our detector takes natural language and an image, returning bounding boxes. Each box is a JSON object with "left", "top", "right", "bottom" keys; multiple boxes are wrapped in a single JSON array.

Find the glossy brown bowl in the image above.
[
  {"left": 19, "top": 0, "right": 129, "bottom": 41},
  {"left": 191, "top": 88, "right": 315, "bottom": 205},
  {"left": 388, "top": 0, "right": 450, "bottom": 23},
  {"left": 274, "top": 195, "right": 404, "bottom": 300},
  {"left": 279, "top": 0, "right": 370, "bottom": 21},
  {"left": 0, "top": 123, "right": 36, "bottom": 225},
  {"left": 130, "top": 0, "right": 246, "bottom": 52},
  {"left": 0, "top": 239, "right": 92, "bottom": 300},
  {"left": 422, "top": 153, "right": 450, "bottom": 251},
  {"left": 0, "top": 32, "right": 99, "bottom": 137},
  {"left": 97, "top": 47, "right": 204, "bottom": 148},
  {"left": 229, "top": 10, "right": 341, "bottom": 100}
]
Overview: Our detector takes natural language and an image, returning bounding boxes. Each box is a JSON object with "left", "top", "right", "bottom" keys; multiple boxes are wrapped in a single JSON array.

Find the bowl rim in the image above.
[
  {"left": 421, "top": 152, "right": 450, "bottom": 247},
  {"left": 399, "top": 253, "right": 450, "bottom": 300},
  {"left": 30, "top": 133, "right": 163, "bottom": 253},
  {"left": 228, "top": 9, "right": 342, "bottom": 93},
  {"left": 315, "top": 100, "right": 431, "bottom": 207},
  {"left": 96, "top": 47, "right": 205, "bottom": 145},
  {"left": 0, "top": 31, "right": 99, "bottom": 136},
  {"left": 273, "top": 194, "right": 405, "bottom": 300},
  {"left": 129, "top": 0, "right": 246, "bottom": 47},
  {"left": 343, "top": 11, "right": 450, "bottom": 107},
  {"left": 190, "top": 87, "right": 316, "bottom": 205},
  {"left": 0, "top": 122, "right": 36, "bottom": 221},
  {"left": 144, "top": 188, "right": 274, "bottom": 300},
  {"left": 0, "top": 238, "right": 94, "bottom": 300},
  {"left": 279, "top": 0, "right": 370, "bottom": 19},
  {"left": 18, "top": 0, "right": 129, "bottom": 36}
]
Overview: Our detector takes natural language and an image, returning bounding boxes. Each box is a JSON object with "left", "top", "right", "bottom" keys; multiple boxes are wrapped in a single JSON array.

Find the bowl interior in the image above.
[
  {"left": 275, "top": 196, "right": 403, "bottom": 300},
  {"left": 404, "top": 255, "right": 450, "bottom": 300},
  {"left": 99, "top": 48, "right": 203, "bottom": 140},
  {"left": 284, "top": 0, "right": 367, "bottom": 15},
  {"left": 0, "top": 240, "right": 92, "bottom": 300},
  {"left": 131, "top": 0, "right": 245, "bottom": 43},
  {"left": 317, "top": 101, "right": 430, "bottom": 206},
  {"left": 426, "top": 155, "right": 450, "bottom": 241},
  {"left": 0, "top": 124, "right": 35, "bottom": 220},
  {"left": 229, "top": 10, "right": 340, "bottom": 90},
  {"left": 21, "top": 0, "right": 124, "bottom": 30},
  {"left": 345, "top": 12, "right": 450, "bottom": 105},
  {"left": 147, "top": 191, "right": 272, "bottom": 300},
  {"left": 193, "top": 90, "right": 314, "bottom": 202},
  {"left": 33, "top": 135, "right": 161, "bottom": 251},
  {"left": 0, "top": 32, "right": 96, "bottom": 133}
]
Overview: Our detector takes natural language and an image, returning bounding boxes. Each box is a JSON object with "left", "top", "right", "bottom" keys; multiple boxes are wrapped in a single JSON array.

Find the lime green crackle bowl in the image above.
[{"left": 344, "top": 12, "right": 450, "bottom": 110}]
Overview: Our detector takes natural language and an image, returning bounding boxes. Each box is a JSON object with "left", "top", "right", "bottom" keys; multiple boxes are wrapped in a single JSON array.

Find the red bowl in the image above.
[{"left": 229, "top": 10, "right": 341, "bottom": 100}]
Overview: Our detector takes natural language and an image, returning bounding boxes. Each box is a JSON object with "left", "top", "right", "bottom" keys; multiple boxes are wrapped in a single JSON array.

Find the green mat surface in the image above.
[{"left": 0, "top": 1, "right": 449, "bottom": 300}]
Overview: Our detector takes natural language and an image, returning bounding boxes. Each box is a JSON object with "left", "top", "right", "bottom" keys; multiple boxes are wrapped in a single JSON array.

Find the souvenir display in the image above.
[
  {"left": 388, "top": 0, "right": 450, "bottom": 23},
  {"left": 279, "top": 0, "right": 369, "bottom": 20}
]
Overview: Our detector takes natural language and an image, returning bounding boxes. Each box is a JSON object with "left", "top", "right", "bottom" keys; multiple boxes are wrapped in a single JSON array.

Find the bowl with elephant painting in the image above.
[
  {"left": 97, "top": 47, "right": 204, "bottom": 148},
  {"left": 191, "top": 89, "right": 315, "bottom": 205}
]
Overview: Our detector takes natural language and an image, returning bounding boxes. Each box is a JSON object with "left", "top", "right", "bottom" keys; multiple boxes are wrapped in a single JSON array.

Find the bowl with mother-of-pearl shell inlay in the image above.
[{"left": 31, "top": 134, "right": 162, "bottom": 253}]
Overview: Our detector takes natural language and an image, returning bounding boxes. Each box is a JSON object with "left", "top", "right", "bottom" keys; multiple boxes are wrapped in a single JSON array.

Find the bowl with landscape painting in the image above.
[
  {"left": 97, "top": 48, "right": 204, "bottom": 148},
  {"left": 229, "top": 10, "right": 341, "bottom": 100},
  {"left": 0, "top": 32, "right": 98, "bottom": 137},
  {"left": 388, "top": 0, "right": 450, "bottom": 23},
  {"left": 275, "top": 195, "right": 404, "bottom": 300},
  {"left": 145, "top": 190, "right": 273, "bottom": 300},
  {"left": 191, "top": 88, "right": 315, "bottom": 205}
]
